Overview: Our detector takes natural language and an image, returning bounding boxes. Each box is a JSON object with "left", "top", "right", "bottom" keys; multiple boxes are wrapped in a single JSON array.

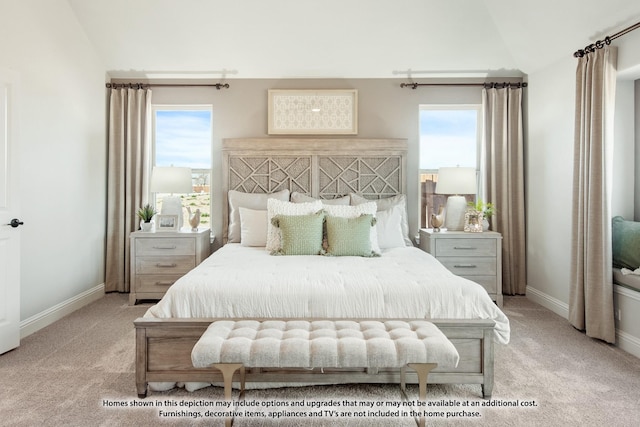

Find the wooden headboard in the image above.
[{"left": 222, "top": 138, "right": 408, "bottom": 243}]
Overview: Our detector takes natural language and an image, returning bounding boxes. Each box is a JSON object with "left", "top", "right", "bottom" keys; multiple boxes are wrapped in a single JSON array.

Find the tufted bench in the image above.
[{"left": 192, "top": 319, "right": 459, "bottom": 426}]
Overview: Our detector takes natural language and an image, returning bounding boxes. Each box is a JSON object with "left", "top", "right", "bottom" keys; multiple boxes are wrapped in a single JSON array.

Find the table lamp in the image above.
[
  {"left": 150, "top": 166, "right": 193, "bottom": 230},
  {"left": 435, "top": 167, "right": 476, "bottom": 231}
]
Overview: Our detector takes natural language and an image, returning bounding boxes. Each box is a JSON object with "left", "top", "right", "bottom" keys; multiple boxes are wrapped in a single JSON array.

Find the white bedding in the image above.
[{"left": 144, "top": 244, "right": 510, "bottom": 344}]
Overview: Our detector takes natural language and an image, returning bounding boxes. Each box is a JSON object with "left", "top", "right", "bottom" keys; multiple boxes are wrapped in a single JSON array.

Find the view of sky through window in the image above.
[
  {"left": 419, "top": 108, "right": 478, "bottom": 170},
  {"left": 155, "top": 110, "right": 212, "bottom": 168}
]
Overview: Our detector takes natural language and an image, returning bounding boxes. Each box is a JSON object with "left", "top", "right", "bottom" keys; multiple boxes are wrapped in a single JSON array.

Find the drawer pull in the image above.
[
  {"left": 155, "top": 262, "right": 177, "bottom": 268},
  {"left": 155, "top": 281, "right": 174, "bottom": 286},
  {"left": 453, "top": 264, "right": 477, "bottom": 268},
  {"left": 453, "top": 246, "right": 477, "bottom": 250},
  {"left": 153, "top": 245, "right": 177, "bottom": 250}
]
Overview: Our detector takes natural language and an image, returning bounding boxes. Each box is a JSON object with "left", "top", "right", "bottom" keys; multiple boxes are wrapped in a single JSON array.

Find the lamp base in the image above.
[
  {"left": 444, "top": 195, "right": 467, "bottom": 231},
  {"left": 161, "top": 196, "right": 183, "bottom": 230}
]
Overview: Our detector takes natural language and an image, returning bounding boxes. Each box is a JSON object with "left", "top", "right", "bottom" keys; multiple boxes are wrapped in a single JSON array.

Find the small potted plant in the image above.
[
  {"left": 468, "top": 200, "right": 496, "bottom": 231},
  {"left": 136, "top": 204, "right": 157, "bottom": 232}
]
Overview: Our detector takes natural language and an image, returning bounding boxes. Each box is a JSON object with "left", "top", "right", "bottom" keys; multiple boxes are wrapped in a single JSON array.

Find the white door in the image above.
[{"left": 0, "top": 69, "right": 21, "bottom": 355}]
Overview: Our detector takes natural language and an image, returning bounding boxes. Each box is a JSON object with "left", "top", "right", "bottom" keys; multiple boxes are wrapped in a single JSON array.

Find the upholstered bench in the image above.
[{"left": 192, "top": 319, "right": 459, "bottom": 426}]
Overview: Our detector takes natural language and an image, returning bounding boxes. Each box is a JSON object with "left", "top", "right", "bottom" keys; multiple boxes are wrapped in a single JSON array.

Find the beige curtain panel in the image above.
[
  {"left": 105, "top": 88, "right": 152, "bottom": 293},
  {"left": 482, "top": 86, "right": 527, "bottom": 295},
  {"left": 569, "top": 47, "right": 617, "bottom": 344}
]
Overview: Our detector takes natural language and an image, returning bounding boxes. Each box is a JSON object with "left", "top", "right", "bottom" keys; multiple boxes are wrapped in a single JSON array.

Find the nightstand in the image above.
[
  {"left": 129, "top": 228, "right": 211, "bottom": 305},
  {"left": 419, "top": 229, "right": 503, "bottom": 307}
]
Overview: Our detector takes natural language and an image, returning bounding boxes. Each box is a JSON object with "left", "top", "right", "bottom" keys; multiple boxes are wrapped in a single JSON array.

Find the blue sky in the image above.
[
  {"left": 155, "top": 110, "right": 212, "bottom": 169},
  {"left": 419, "top": 108, "right": 478, "bottom": 170}
]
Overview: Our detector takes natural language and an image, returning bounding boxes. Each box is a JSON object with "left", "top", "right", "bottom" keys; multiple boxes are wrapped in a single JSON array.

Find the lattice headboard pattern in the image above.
[{"left": 222, "top": 138, "right": 407, "bottom": 242}]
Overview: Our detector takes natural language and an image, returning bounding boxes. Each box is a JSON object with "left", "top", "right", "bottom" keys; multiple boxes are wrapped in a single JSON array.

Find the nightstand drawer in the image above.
[
  {"left": 129, "top": 228, "right": 211, "bottom": 305},
  {"left": 136, "top": 238, "right": 195, "bottom": 256},
  {"left": 438, "top": 257, "right": 496, "bottom": 276},
  {"left": 462, "top": 276, "right": 497, "bottom": 295},
  {"left": 135, "top": 275, "right": 182, "bottom": 293},
  {"left": 435, "top": 239, "right": 496, "bottom": 257},
  {"left": 135, "top": 256, "right": 195, "bottom": 275}
]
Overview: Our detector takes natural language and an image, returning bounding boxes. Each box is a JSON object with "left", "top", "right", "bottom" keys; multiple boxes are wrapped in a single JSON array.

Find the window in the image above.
[
  {"left": 152, "top": 106, "right": 212, "bottom": 229},
  {"left": 419, "top": 105, "right": 481, "bottom": 228}
]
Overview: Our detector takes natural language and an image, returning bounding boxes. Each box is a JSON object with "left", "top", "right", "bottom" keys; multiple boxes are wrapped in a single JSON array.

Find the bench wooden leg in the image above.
[
  {"left": 212, "top": 363, "right": 244, "bottom": 427},
  {"left": 407, "top": 363, "right": 438, "bottom": 427}
]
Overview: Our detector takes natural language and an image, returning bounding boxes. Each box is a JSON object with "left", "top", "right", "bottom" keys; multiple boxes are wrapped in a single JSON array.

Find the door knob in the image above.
[{"left": 7, "top": 218, "right": 24, "bottom": 228}]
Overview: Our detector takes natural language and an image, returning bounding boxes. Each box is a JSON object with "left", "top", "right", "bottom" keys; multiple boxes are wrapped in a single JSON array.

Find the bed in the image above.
[{"left": 134, "top": 138, "right": 510, "bottom": 399}]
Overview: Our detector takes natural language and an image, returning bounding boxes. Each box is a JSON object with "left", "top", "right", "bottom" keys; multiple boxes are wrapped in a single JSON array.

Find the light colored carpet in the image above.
[{"left": 1, "top": 294, "right": 639, "bottom": 426}]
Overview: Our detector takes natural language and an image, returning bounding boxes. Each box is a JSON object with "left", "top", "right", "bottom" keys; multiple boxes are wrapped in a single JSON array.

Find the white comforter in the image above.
[{"left": 145, "top": 244, "right": 510, "bottom": 344}]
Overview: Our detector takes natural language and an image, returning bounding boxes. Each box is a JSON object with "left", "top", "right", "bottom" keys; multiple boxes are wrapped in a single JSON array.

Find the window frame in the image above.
[
  {"left": 418, "top": 104, "right": 482, "bottom": 229},
  {"left": 150, "top": 104, "right": 214, "bottom": 228}
]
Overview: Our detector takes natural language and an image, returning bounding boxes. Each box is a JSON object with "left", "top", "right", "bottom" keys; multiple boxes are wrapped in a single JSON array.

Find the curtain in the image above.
[
  {"left": 105, "top": 88, "right": 152, "bottom": 293},
  {"left": 482, "top": 86, "right": 527, "bottom": 295},
  {"left": 569, "top": 47, "right": 617, "bottom": 343}
]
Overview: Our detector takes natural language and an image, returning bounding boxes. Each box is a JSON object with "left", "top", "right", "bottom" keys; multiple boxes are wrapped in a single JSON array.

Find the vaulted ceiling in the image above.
[{"left": 67, "top": 0, "right": 640, "bottom": 79}]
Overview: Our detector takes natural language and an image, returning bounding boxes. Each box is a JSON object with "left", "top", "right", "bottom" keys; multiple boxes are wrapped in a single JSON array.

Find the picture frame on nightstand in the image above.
[{"left": 156, "top": 214, "right": 178, "bottom": 231}]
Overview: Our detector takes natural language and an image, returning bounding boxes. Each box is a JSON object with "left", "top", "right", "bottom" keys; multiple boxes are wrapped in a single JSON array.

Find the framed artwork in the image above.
[
  {"left": 268, "top": 89, "right": 358, "bottom": 135},
  {"left": 156, "top": 214, "right": 178, "bottom": 231},
  {"left": 464, "top": 211, "right": 483, "bottom": 233}
]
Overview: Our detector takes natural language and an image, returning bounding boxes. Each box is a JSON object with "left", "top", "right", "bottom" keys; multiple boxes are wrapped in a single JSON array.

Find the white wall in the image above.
[
  {"left": 0, "top": 1, "right": 107, "bottom": 323},
  {"left": 525, "top": 55, "right": 576, "bottom": 311}
]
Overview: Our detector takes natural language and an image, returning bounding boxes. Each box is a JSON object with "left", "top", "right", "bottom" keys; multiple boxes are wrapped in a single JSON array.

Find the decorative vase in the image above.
[
  {"left": 140, "top": 221, "right": 153, "bottom": 232},
  {"left": 482, "top": 218, "right": 490, "bottom": 231}
]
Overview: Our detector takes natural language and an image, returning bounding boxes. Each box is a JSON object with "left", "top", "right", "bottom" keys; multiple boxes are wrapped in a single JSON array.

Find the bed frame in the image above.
[{"left": 134, "top": 138, "right": 496, "bottom": 399}]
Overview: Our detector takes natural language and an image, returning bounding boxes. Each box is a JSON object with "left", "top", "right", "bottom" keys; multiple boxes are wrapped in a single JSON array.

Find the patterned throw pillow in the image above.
[
  {"left": 270, "top": 211, "right": 325, "bottom": 256},
  {"left": 323, "top": 202, "right": 381, "bottom": 255},
  {"left": 325, "top": 214, "right": 378, "bottom": 257},
  {"left": 266, "top": 199, "right": 323, "bottom": 252}
]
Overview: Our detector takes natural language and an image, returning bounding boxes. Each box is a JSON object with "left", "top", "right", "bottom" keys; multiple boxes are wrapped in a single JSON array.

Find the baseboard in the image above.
[
  {"left": 527, "top": 285, "right": 640, "bottom": 358},
  {"left": 616, "top": 329, "right": 640, "bottom": 358},
  {"left": 614, "top": 284, "right": 640, "bottom": 302},
  {"left": 526, "top": 285, "right": 569, "bottom": 319},
  {"left": 20, "top": 283, "right": 105, "bottom": 339}
]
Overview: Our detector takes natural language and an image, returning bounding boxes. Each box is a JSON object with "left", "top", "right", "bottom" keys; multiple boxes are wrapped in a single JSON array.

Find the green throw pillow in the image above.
[
  {"left": 270, "top": 211, "right": 325, "bottom": 255},
  {"left": 325, "top": 214, "right": 378, "bottom": 257},
  {"left": 612, "top": 216, "right": 640, "bottom": 269}
]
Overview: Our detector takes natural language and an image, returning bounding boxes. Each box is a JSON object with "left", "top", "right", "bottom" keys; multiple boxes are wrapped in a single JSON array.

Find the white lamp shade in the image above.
[
  {"left": 150, "top": 167, "right": 193, "bottom": 194},
  {"left": 435, "top": 167, "right": 476, "bottom": 195}
]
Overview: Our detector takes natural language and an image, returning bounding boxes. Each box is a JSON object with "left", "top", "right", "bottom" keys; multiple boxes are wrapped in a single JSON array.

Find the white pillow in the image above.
[
  {"left": 239, "top": 208, "right": 268, "bottom": 247},
  {"left": 323, "top": 202, "right": 381, "bottom": 255},
  {"left": 266, "top": 198, "right": 323, "bottom": 252},
  {"left": 350, "top": 193, "right": 412, "bottom": 246},
  {"left": 290, "top": 192, "right": 351, "bottom": 205},
  {"left": 375, "top": 204, "right": 406, "bottom": 249},
  {"left": 227, "top": 189, "right": 290, "bottom": 243}
]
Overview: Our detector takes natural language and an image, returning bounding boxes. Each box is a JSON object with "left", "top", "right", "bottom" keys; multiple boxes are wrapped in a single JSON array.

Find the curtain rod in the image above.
[
  {"left": 574, "top": 20, "right": 640, "bottom": 57},
  {"left": 399, "top": 82, "right": 528, "bottom": 90},
  {"left": 105, "top": 82, "right": 230, "bottom": 90}
]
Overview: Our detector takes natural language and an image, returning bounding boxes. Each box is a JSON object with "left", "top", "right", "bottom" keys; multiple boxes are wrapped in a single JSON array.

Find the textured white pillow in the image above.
[
  {"left": 239, "top": 208, "right": 268, "bottom": 247},
  {"left": 266, "top": 198, "right": 323, "bottom": 251},
  {"left": 323, "top": 202, "right": 381, "bottom": 255},
  {"left": 375, "top": 204, "right": 406, "bottom": 249},
  {"left": 227, "top": 189, "right": 290, "bottom": 243},
  {"left": 290, "top": 192, "right": 350, "bottom": 205},
  {"left": 350, "top": 193, "right": 412, "bottom": 246}
]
